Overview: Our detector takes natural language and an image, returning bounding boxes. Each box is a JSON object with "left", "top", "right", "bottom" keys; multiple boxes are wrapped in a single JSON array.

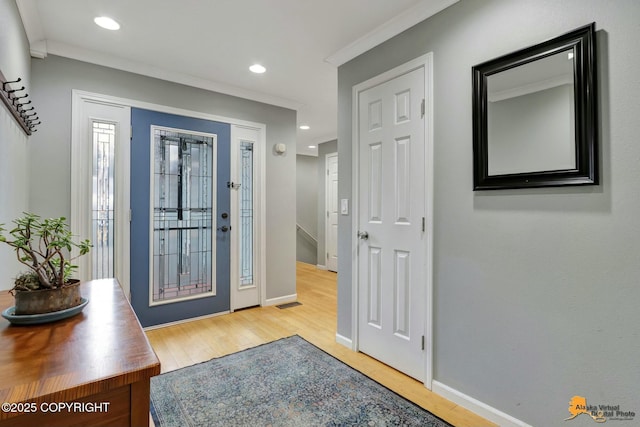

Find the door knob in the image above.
[
  {"left": 217, "top": 225, "right": 230, "bottom": 232},
  {"left": 357, "top": 231, "right": 369, "bottom": 240}
]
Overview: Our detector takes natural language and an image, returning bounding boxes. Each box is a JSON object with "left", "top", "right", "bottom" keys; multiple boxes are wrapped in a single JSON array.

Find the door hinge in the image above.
[
  {"left": 129, "top": 209, "right": 132, "bottom": 222},
  {"left": 421, "top": 335, "right": 425, "bottom": 350},
  {"left": 130, "top": 125, "right": 133, "bottom": 141},
  {"left": 422, "top": 217, "right": 425, "bottom": 232},
  {"left": 421, "top": 99, "right": 425, "bottom": 118}
]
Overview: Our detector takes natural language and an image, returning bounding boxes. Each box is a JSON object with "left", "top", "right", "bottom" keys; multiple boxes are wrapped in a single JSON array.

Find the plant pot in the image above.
[{"left": 14, "top": 280, "right": 82, "bottom": 315}]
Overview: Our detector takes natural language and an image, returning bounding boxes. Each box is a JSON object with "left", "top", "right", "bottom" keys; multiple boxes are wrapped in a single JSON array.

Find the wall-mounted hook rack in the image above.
[{"left": 0, "top": 70, "right": 39, "bottom": 135}]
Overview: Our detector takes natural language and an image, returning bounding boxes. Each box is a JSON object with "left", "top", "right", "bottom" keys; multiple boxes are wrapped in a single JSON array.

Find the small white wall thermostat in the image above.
[
  {"left": 274, "top": 143, "right": 287, "bottom": 154},
  {"left": 340, "top": 199, "right": 349, "bottom": 215}
]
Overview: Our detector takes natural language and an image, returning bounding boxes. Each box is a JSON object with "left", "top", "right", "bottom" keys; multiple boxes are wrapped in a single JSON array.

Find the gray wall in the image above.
[
  {"left": 317, "top": 139, "right": 338, "bottom": 267},
  {"left": 337, "top": 1, "right": 640, "bottom": 425},
  {"left": 0, "top": 0, "right": 31, "bottom": 289},
  {"left": 296, "top": 154, "right": 318, "bottom": 264},
  {"left": 29, "top": 54, "right": 297, "bottom": 301}
]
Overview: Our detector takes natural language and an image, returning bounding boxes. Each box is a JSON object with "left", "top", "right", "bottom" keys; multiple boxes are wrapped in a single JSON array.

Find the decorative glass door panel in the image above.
[
  {"left": 152, "top": 127, "right": 214, "bottom": 304},
  {"left": 91, "top": 121, "right": 116, "bottom": 279},
  {"left": 130, "top": 108, "right": 231, "bottom": 328},
  {"left": 239, "top": 141, "right": 254, "bottom": 288}
]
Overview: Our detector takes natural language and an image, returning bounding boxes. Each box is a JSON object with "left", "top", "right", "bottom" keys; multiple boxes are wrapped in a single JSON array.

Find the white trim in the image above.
[
  {"left": 351, "top": 53, "right": 434, "bottom": 388},
  {"left": 230, "top": 125, "right": 266, "bottom": 310},
  {"left": 488, "top": 75, "right": 573, "bottom": 103},
  {"left": 15, "top": 0, "right": 47, "bottom": 57},
  {"left": 432, "top": 381, "right": 533, "bottom": 427},
  {"left": 72, "top": 90, "right": 267, "bottom": 131},
  {"left": 316, "top": 264, "right": 328, "bottom": 271},
  {"left": 325, "top": 0, "right": 458, "bottom": 66},
  {"left": 71, "top": 90, "right": 267, "bottom": 313},
  {"left": 147, "top": 125, "right": 218, "bottom": 307},
  {"left": 143, "top": 310, "right": 230, "bottom": 331},
  {"left": 71, "top": 93, "right": 131, "bottom": 298},
  {"left": 46, "top": 41, "right": 302, "bottom": 111},
  {"left": 335, "top": 333, "right": 353, "bottom": 349},
  {"left": 264, "top": 293, "right": 298, "bottom": 307}
]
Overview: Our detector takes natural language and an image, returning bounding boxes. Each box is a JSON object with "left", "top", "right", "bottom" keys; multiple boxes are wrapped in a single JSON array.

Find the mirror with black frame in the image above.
[{"left": 472, "top": 23, "right": 598, "bottom": 190}]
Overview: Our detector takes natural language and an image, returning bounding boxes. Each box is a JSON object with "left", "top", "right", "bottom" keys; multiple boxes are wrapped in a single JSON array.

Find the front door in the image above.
[
  {"left": 130, "top": 108, "right": 230, "bottom": 327},
  {"left": 357, "top": 66, "right": 427, "bottom": 380}
]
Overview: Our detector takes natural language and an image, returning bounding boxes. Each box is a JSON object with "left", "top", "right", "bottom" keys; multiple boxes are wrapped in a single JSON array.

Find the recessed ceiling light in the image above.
[
  {"left": 299, "top": 125, "right": 310, "bottom": 130},
  {"left": 94, "top": 16, "right": 120, "bottom": 30},
  {"left": 249, "top": 64, "right": 266, "bottom": 74},
  {"left": 308, "top": 145, "right": 316, "bottom": 149}
]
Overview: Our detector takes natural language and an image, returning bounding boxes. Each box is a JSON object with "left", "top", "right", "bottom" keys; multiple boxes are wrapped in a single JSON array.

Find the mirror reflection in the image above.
[
  {"left": 487, "top": 49, "right": 576, "bottom": 176},
  {"left": 472, "top": 23, "right": 597, "bottom": 190}
]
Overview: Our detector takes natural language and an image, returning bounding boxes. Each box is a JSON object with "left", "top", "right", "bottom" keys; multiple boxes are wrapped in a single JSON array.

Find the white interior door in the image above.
[
  {"left": 357, "top": 66, "right": 427, "bottom": 381},
  {"left": 326, "top": 153, "right": 339, "bottom": 272}
]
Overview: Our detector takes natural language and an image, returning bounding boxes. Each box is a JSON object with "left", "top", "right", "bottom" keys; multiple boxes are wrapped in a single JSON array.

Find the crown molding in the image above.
[
  {"left": 325, "top": 0, "right": 459, "bottom": 67},
  {"left": 16, "top": 0, "right": 47, "bottom": 58},
  {"left": 44, "top": 41, "right": 303, "bottom": 111},
  {"left": 16, "top": 0, "right": 302, "bottom": 110},
  {"left": 488, "top": 74, "right": 573, "bottom": 103}
]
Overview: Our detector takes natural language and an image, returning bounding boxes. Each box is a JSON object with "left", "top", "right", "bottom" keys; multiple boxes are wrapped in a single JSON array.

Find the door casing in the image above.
[
  {"left": 71, "top": 91, "right": 266, "bottom": 316},
  {"left": 350, "top": 53, "right": 434, "bottom": 388}
]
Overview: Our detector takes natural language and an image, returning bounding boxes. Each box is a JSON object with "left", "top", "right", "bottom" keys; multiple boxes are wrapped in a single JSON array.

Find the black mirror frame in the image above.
[{"left": 472, "top": 23, "right": 598, "bottom": 190}]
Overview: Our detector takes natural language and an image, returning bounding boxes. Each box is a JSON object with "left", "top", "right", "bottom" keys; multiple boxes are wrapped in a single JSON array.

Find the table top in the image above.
[{"left": 0, "top": 279, "right": 160, "bottom": 417}]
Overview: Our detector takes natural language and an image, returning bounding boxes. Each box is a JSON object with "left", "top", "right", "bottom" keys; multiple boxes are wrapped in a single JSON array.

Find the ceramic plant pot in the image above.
[{"left": 14, "top": 280, "right": 82, "bottom": 315}]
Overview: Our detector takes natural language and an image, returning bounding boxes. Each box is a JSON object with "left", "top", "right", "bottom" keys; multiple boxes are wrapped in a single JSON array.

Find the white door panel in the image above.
[
  {"left": 231, "top": 125, "right": 262, "bottom": 310},
  {"left": 326, "top": 153, "right": 339, "bottom": 272},
  {"left": 357, "top": 67, "right": 426, "bottom": 381}
]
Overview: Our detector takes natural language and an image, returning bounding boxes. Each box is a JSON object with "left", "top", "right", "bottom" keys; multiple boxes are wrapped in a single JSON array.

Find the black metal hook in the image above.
[
  {"left": 5, "top": 86, "right": 25, "bottom": 94},
  {"left": 2, "top": 78, "right": 21, "bottom": 91},
  {"left": 11, "top": 93, "right": 29, "bottom": 104}
]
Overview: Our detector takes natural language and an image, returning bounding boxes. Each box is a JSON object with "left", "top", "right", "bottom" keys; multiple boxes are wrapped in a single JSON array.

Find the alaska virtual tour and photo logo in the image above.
[{"left": 565, "top": 396, "right": 636, "bottom": 423}]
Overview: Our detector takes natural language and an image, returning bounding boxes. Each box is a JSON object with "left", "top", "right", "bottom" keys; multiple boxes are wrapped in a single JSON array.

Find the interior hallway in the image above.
[{"left": 146, "top": 262, "right": 496, "bottom": 427}]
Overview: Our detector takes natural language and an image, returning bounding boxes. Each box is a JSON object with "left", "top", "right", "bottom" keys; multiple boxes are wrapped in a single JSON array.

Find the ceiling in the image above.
[{"left": 17, "top": 0, "right": 457, "bottom": 156}]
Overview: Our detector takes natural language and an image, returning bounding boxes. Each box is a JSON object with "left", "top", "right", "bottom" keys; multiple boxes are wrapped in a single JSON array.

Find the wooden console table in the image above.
[{"left": 0, "top": 279, "right": 160, "bottom": 427}]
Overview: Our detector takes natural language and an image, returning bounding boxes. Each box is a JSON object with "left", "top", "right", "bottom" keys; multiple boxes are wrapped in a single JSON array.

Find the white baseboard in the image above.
[
  {"left": 316, "top": 264, "right": 328, "bottom": 270},
  {"left": 432, "top": 381, "right": 532, "bottom": 427},
  {"left": 335, "top": 333, "right": 353, "bottom": 349},
  {"left": 264, "top": 293, "right": 298, "bottom": 307},
  {"left": 143, "top": 310, "right": 230, "bottom": 331}
]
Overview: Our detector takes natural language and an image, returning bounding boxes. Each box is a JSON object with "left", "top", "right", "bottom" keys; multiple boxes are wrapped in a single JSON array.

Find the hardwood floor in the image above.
[{"left": 145, "top": 262, "right": 496, "bottom": 427}]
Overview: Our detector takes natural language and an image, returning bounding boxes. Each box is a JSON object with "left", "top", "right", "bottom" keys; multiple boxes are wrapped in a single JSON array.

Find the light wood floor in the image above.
[{"left": 145, "top": 262, "right": 496, "bottom": 427}]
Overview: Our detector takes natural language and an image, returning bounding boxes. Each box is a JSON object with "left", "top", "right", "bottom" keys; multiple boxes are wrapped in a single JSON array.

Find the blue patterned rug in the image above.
[{"left": 150, "top": 335, "right": 453, "bottom": 427}]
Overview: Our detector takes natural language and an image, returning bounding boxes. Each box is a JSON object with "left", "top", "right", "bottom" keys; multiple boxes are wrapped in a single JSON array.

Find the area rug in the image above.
[{"left": 150, "top": 335, "right": 453, "bottom": 427}]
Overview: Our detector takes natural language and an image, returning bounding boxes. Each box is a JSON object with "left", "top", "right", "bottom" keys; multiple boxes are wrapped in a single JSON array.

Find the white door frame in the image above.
[
  {"left": 70, "top": 95, "right": 131, "bottom": 297},
  {"left": 350, "top": 53, "right": 434, "bottom": 388},
  {"left": 230, "top": 124, "right": 266, "bottom": 310},
  {"left": 325, "top": 152, "right": 338, "bottom": 272},
  {"left": 71, "top": 90, "right": 266, "bottom": 308}
]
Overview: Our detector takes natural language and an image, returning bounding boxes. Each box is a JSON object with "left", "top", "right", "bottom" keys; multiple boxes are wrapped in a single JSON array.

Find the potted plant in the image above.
[{"left": 0, "top": 213, "right": 91, "bottom": 315}]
